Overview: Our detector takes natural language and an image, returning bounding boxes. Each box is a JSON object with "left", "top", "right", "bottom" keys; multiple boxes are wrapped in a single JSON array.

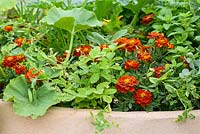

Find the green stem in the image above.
[
  {"left": 130, "top": 12, "right": 139, "bottom": 28},
  {"left": 0, "top": 67, "right": 6, "bottom": 79},
  {"left": 59, "top": 29, "right": 67, "bottom": 51},
  {"left": 66, "top": 30, "right": 75, "bottom": 62},
  {"left": 81, "top": 0, "right": 88, "bottom": 8}
]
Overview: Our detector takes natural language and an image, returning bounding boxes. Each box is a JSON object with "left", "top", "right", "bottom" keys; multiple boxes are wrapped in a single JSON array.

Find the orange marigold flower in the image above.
[
  {"left": 15, "top": 37, "right": 24, "bottom": 47},
  {"left": 153, "top": 66, "right": 165, "bottom": 78},
  {"left": 73, "top": 45, "right": 92, "bottom": 57},
  {"left": 114, "top": 37, "right": 129, "bottom": 50},
  {"left": 4, "top": 25, "right": 13, "bottom": 32},
  {"left": 13, "top": 65, "right": 26, "bottom": 75},
  {"left": 155, "top": 37, "right": 169, "bottom": 48},
  {"left": 141, "top": 14, "right": 154, "bottom": 25},
  {"left": 115, "top": 75, "right": 139, "bottom": 94},
  {"left": 133, "top": 89, "right": 152, "bottom": 107},
  {"left": 126, "top": 38, "right": 143, "bottom": 52},
  {"left": 137, "top": 49, "right": 152, "bottom": 62},
  {"left": 124, "top": 60, "right": 140, "bottom": 70},
  {"left": 25, "top": 68, "right": 43, "bottom": 83},
  {"left": 2, "top": 55, "right": 25, "bottom": 68},
  {"left": 56, "top": 52, "right": 68, "bottom": 64},
  {"left": 167, "top": 43, "right": 174, "bottom": 49},
  {"left": 147, "top": 32, "right": 164, "bottom": 39},
  {"left": 99, "top": 44, "right": 109, "bottom": 50}
]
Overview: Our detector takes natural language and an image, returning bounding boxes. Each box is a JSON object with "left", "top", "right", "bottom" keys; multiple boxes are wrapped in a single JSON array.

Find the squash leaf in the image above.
[
  {"left": 41, "top": 7, "right": 102, "bottom": 33},
  {"left": 3, "top": 75, "right": 60, "bottom": 119},
  {"left": 0, "top": 0, "right": 18, "bottom": 11}
]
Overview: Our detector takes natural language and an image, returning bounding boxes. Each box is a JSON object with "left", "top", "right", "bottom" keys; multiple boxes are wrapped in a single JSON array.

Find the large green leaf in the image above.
[
  {"left": 95, "top": 0, "right": 113, "bottom": 19},
  {"left": 125, "top": 0, "right": 152, "bottom": 13},
  {"left": 0, "top": 0, "right": 18, "bottom": 11},
  {"left": 3, "top": 76, "right": 60, "bottom": 119},
  {"left": 41, "top": 7, "right": 102, "bottom": 33}
]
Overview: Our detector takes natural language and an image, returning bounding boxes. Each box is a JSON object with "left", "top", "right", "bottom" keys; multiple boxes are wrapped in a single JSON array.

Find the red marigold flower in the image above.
[
  {"left": 133, "top": 89, "right": 152, "bottom": 107},
  {"left": 56, "top": 52, "right": 68, "bottom": 64},
  {"left": 25, "top": 68, "right": 43, "bottom": 83},
  {"left": 147, "top": 32, "right": 164, "bottom": 39},
  {"left": 2, "top": 55, "right": 25, "bottom": 68},
  {"left": 114, "top": 37, "right": 129, "bottom": 50},
  {"left": 73, "top": 45, "right": 92, "bottom": 57},
  {"left": 99, "top": 44, "right": 109, "bottom": 50},
  {"left": 141, "top": 14, "right": 154, "bottom": 25},
  {"left": 126, "top": 38, "right": 143, "bottom": 52},
  {"left": 15, "top": 37, "right": 24, "bottom": 47},
  {"left": 13, "top": 65, "right": 26, "bottom": 75},
  {"left": 4, "top": 25, "right": 13, "bottom": 32},
  {"left": 137, "top": 48, "right": 152, "bottom": 62},
  {"left": 114, "top": 38, "right": 142, "bottom": 52},
  {"left": 153, "top": 66, "right": 165, "bottom": 78},
  {"left": 155, "top": 37, "right": 169, "bottom": 48},
  {"left": 124, "top": 60, "right": 140, "bottom": 70},
  {"left": 115, "top": 75, "right": 139, "bottom": 94}
]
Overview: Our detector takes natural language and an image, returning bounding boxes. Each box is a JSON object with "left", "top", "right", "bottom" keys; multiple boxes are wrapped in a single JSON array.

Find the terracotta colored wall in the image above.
[{"left": 0, "top": 100, "right": 200, "bottom": 134}]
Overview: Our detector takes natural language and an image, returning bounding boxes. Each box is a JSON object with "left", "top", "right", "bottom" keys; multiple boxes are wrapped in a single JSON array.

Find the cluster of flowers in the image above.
[
  {"left": 2, "top": 55, "right": 42, "bottom": 83},
  {"left": 2, "top": 55, "right": 26, "bottom": 75},
  {"left": 4, "top": 25, "right": 32, "bottom": 47},
  {"left": 147, "top": 32, "right": 174, "bottom": 49}
]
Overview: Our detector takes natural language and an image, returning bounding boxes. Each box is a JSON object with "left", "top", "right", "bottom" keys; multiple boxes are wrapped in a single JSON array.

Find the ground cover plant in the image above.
[{"left": 0, "top": 0, "right": 200, "bottom": 123}]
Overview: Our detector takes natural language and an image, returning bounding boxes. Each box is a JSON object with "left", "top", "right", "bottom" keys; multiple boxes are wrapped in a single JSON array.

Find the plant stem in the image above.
[
  {"left": 66, "top": 30, "right": 75, "bottom": 62},
  {"left": 130, "top": 12, "right": 139, "bottom": 29},
  {"left": 59, "top": 28, "right": 67, "bottom": 51}
]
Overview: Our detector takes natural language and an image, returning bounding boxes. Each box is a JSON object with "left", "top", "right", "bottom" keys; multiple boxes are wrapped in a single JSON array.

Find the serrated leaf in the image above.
[{"left": 3, "top": 76, "right": 60, "bottom": 119}]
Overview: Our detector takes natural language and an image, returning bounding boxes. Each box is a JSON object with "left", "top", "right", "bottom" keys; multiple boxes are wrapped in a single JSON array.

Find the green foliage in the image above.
[
  {"left": 3, "top": 76, "right": 60, "bottom": 119},
  {"left": 41, "top": 7, "right": 102, "bottom": 33},
  {"left": 90, "top": 110, "right": 113, "bottom": 134},
  {"left": 0, "top": 0, "right": 18, "bottom": 11}
]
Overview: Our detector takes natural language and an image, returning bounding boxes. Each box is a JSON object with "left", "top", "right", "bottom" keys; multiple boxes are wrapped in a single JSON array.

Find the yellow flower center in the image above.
[
  {"left": 124, "top": 78, "right": 130, "bottom": 84},
  {"left": 140, "top": 92, "right": 146, "bottom": 98}
]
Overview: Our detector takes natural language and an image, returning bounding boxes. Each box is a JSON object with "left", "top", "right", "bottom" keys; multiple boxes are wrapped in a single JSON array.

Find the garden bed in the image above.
[{"left": 1, "top": 99, "right": 200, "bottom": 134}]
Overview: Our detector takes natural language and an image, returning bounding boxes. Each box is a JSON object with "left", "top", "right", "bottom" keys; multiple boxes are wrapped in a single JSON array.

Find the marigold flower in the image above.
[
  {"left": 155, "top": 37, "right": 169, "bottom": 48},
  {"left": 137, "top": 48, "right": 152, "bottom": 62},
  {"left": 99, "top": 44, "right": 109, "bottom": 50},
  {"left": 25, "top": 68, "right": 43, "bottom": 83},
  {"left": 126, "top": 38, "right": 142, "bottom": 52},
  {"left": 141, "top": 14, "right": 154, "bottom": 25},
  {"left": 73, "top": 45, "right": 92, "bottom": 57},
  {"left": 153, "top": 66, "right": 165, "bottom": 78},
  {"left": 114, "top": 37, "right": 129, "bottom": 50},
  {"left": 15, "top": 37, "right": 24, "bottom": 47},
  {"left": 13, "top": 65, "right": 26, "bottom": 75},
  {"left": 115, "top": 75, "right": 139, "bottom": 94},
  {"left": 133, "top": 89, "right": 152, "bottom": 107},
  {"left": 4, "top": 25, "right": 13, "bottom": 32},
  {"left": 124, "top": 60, "right": 140, "bottom": 70},
  {"left": 2, "top": 55, "right": 25, "bottom": 68},
  {"left": 56, "top": 52, "right": 68, "bottom": 64},
  {"left": 147, "top": 32, "right": 164, "bottom": 39},
  {"left": 114, "top": 38, "right": 142, "bottom": 52}
]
